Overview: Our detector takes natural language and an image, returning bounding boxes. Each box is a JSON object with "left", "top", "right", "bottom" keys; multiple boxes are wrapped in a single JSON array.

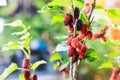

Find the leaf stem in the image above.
[
  {"left": 17, "top": 68, "right": 29, "bottom": 71},
  {"left": 22, "top": 48, "right": 29, "bottom": 59}
]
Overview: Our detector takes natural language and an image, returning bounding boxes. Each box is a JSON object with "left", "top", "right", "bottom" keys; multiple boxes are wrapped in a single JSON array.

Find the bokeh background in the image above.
[{"left": 0, "top": 0, "right": 120, "bottom": 80}]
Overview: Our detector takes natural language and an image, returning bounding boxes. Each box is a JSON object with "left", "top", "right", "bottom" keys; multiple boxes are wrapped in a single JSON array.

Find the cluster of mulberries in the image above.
[
  {"left": 64, "top": 1, "right": 108, "bottom": 63},
  {"left": 64, "top": 7, "right": 91, "bottom": 63},
  {"left": 22, "top": 58, "right": 37, "bottom": 80}
]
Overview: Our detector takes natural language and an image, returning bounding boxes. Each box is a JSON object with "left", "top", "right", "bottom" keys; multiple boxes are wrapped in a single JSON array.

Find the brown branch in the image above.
[
  {"left": 70, "top": 0, "right": 76, "bottom": 37},
  {"left": 70, "top": 0, "right": 74, "bottom": 24},
  {"left": 69, "top": 0, "right": 83, "bottom": 80},
  {"left": 88, "top": 0, "right": 96, "bottom": 20},
  {"left": 70, "top": 0, "right": 74, "bottom": 12},
  {"left": 69, "top": 1, "right": 75, "bottom": 80},
  {"left": 73, "top": 19, "right": 78, "bottom": 37},
  {"left": 76, "top": 59, "right": 81, "bottom": 79},
  {"left": 89, "top": 16, "right": 94, "bottom": 25},
  {"left": 70, "top": 58, "right": 73, "bottom": 80}
]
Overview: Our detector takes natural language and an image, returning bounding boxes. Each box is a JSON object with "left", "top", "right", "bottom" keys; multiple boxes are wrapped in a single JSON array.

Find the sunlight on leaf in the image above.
[
  {"left": 47, "top": 0, "right": 71, "bottom": 7},
  {"left": 4, "top": 20, "right": 22, "bottom": 27},
  {"left": 19, "top": 74, "right": 25, "bottom": 80},
  {"left": 53, "top": 63, "right": 58, "bottom": 70},
  {"left": 12, "top": 26, "right": 31, "bottom": 35},
  {"left": 23, "top": 37, "right": 32, "bottom": 48},
  {"left": 80, "top": 13, "right": 89, "bottom": 23},
  {"left": 20, "top": 33, "right": 30, "bottom": 40},
  {"left": 38, "top": 6, "right": 51, "bottom": 13},
  {"left": 104, "top": 39, "right": 120, "bottom": 46},
  {"left": 2, "top": 41, "right": 23, "bottom": 51},
  {"left": 2, "top": 63, "right": 18, "bottom": 78},
  {"left": 106, "top": 8, "right": 120, "bottom": 20},
  {"left": 38, "top": 5, "right": 61, "bottom": 13},
  {"left": 99, "top": 62, "right": 113, "bottom": 69},
  {"left": 32, "top": 60, "right": 47, "bottom": 71},
  {"left": 108, "top": 50, "right": 119, "bottom": 58},
  {"left": 0, "top": 76, "right": 4, "bottom": 80},
  {"left": 95, "top": 5, "right": 104, "bottom": 9},
  {"left": 51, "top": 13, "right": 64, "bottom": 24},
  {"left": 50, "top": 53, "right": 62, "bottom": 62}
]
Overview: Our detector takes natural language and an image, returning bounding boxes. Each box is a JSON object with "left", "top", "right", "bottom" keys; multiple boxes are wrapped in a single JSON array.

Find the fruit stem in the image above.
[{"left": 17, "top": 68, "right": 29, "bottom": 71}]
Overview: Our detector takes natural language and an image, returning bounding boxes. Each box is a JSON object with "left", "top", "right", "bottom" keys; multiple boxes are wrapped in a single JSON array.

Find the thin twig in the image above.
[
  {"left": 70, "top": 0, "right": 74, "bottom": 24},
  {"left": 77, "top": 59, "right": 81, "bottom": 68},
  {"left": 73, "top": 19, "right": 78, "bottom": 37},
  {"left": 22, "top": 48, "right": 29, "bottom": 59},
  {"left": 88, "top": 0, "right": 96, "bottom": 20},
  {"left": 74, "top": 62, "right": 78, "bottom": 80},
  {"left": 70, "top": 0, "right": 75, "bottom": 80},
  {"left": 89, "top": 16, "right": 94, "bottom": 25},
  {"left": 69, "top": 58, "right": 72, "bottom": 80},
  {"left": 70, "top": 0, "right": 74, "bottom": 15},
  {"left": 17, "top": 68, "right": 29, "bottom": 71},
  {"left": 76, "top": 59, "right": 81, "bottom": 79},
  {"left": 71, "top": 58, "right": 74, "bottom": 80}
]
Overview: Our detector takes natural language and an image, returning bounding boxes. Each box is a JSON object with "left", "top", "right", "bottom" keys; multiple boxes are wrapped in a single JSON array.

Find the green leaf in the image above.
[
  {"left": 50, "top": 53, "right": 62, "bottom": 62},
  {"left": 74, "top": 0, "right": 84, "bottom": 8},
  {"left": 60, "top": 57, "right": 70, "bottom": 70},
  {"left": 108, "top": 50, "right": 119, "bottom": 58},
  {"left": 38, "top": 0, "right": 83, "bottom": 13},
  {"left": 2, "top": 41, "right": 23, "bottom": 51},
  {"left": 38, "top": 5, "right": 61, "bottom": 13},
  {"left": 80, "top": 13, "right": 89, "bottom": 23},
  {"left": 47, "top": 0, "right": 83, "bottom": 8},
  {"left": 32, "top": 60, "right": 47, "bottom": 71},
  {"left": 106, "top": 8, "right": 120, "bottom": 20},
  {"left": 53, "top": 63, "right": 58, "bottom": 70},
  {"left": 95, "top": 5, "right": 104, "bottom": 9},
  {"left": 2, "top": 44, "right": 23, "bottom": 51},
  {"left": 51, "top": 13, "right": 64, "bottom": 24},
  {"left": 19, "top": 74, "right": 25, "bottom": 80},
  {"left": 12, "top": 31, "right": 26, "bottom": 35},
  {"left": 2, "top": 63, "right": 18, "bottom": 78},
  {"left": 5, "top": 20, "right": 27, "bottom": 29},
  {"left": 99, "top": 62, "right": 113, "bottom": 69},
  {"left": 12, "top": 26, "right": 31, "bottom": 35},
  {"left": 4, "top": 20, "right": 23, "bottom": 27},
  {"left": 85, "top": 48, "right": 98, "bottom": 62},
  {"left": 0, "top": 76, "right": 5, "bottom": 80},
  {"left": 47, "top": 0, "right": 71, "bottom": 7},
  {"left": 104, "top": 39, "right": 120, "bottom": 46},
  {"left": 20, "top": 32, "right": 30, "bottom": 40},
  {"left": 23, "top": 37, "right": 32, "bottom": 48}
]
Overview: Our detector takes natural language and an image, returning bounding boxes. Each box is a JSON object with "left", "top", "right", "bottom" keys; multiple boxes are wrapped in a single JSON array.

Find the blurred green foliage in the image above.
[
  {"left": 1, "top": 0, "right": 120, "bottom": 80},
  {"left": 0, "top": 0, "right": 67, "bottom": 53}
]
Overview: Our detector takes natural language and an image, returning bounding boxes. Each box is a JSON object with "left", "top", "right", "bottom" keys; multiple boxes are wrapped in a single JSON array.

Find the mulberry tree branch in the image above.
[{"left": 88, "top": 0, "right": 96, "bottom": 20}]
